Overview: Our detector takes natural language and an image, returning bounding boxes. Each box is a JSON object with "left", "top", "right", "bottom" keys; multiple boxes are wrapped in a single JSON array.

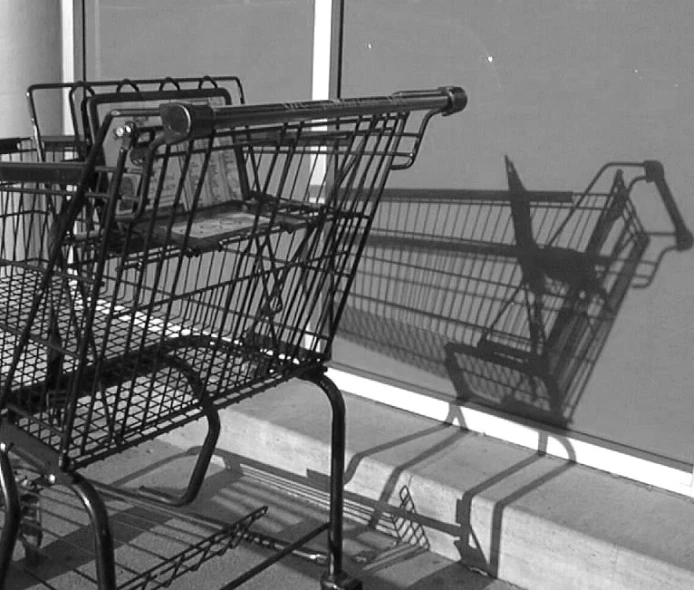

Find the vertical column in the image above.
[
  {"left": 312, "top": 0, "right": 344, "bottom": 102},
  {"left": 0, "top": 0, "right": 62, "bottom": 137}
]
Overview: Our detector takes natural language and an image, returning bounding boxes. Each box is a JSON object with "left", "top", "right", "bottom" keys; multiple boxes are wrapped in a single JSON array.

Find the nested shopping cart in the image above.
[
  {"left": 343, "top": 156, "right": 691, "bottom": 425},
  {"left": 26, "top": 75, "right": 245, "bottom": 163},
  {"left": 0, "top": 85, "right": 467, "bottom": 589}
]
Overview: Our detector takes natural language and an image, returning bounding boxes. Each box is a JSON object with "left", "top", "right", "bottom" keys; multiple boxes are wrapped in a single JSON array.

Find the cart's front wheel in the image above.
[
  {"left": 320, "top": 572, "right": 363, "bottom": 590},
  {"left": 19, "top": 483, "right": 43, "bottom": 568}
]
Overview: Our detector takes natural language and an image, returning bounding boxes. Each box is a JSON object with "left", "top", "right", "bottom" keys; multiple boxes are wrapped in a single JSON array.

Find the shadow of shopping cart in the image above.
[{"left": 340, "top": 156, "right": 692, "bottom": 427}]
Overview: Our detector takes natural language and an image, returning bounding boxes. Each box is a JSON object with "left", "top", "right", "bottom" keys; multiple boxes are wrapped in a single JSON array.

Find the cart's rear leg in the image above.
[
  {"left": 69, "top": 473, "right": 118, "bottom": 589},
  {"left": 301, "top": 369, "right": 363, "bottom": 590},
  {"left": 137, "top": 400, "right": 221, "bottom": 507},
  {"left": 0, "top": 446, "right": 22, "bottom": 587},
  {"left": 136, "top": 355, "right": 221, "bottom": 507}
]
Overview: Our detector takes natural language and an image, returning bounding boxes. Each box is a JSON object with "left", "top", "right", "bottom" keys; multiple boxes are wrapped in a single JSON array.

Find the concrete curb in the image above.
[{"left": 162, "top": 380, "right": 694, "bottom": 590}]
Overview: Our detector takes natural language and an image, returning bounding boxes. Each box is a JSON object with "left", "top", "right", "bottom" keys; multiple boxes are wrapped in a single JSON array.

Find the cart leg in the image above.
[
  {"left": 137, "top": 402, "right": 221, "bottom": 507},
  {"left": 0, "top": 446, "right": 21, "bottom": 587},
  {"left": 138, "top": 355, "right": 221, "bottom": 506},
  {"left": 69, "top": 474, "right": 117, "bottom": 590},
  {"left": 302, "top": 370, "right": 363, "bottom": 590}
]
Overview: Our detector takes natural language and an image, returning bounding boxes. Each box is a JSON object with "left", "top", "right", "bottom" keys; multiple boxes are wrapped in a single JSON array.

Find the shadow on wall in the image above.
[{"left": 339, "top": 157, "right": 692, "bottom": 428}]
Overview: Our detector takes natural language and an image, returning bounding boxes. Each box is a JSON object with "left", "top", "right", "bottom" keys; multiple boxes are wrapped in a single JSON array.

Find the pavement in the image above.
[
  {"left": 6, "top": 375, "right": 694, "bottom": 589},
  {"left": 5, "top": 432, "right": 518, "bottom": 590},
  {"left": 160, "top": 378, "right": 694, "bottom": 590}
]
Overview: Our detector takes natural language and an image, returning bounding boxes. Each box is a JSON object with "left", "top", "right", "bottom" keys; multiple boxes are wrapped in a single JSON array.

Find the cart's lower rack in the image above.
[{"left": 3, "top": 477, "right": 267, "bottom": 589}]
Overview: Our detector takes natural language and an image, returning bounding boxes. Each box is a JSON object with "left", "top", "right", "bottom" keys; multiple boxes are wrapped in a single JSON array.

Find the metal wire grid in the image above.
[
  {"left": 0, "top": 100, "right": 438, "bottom": 468},
  {"left": 3, "top": 477, "right": 265, "bottom": 590}
]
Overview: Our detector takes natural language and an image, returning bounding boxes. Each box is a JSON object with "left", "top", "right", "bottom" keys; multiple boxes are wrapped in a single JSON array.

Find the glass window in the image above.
[
  {"left": 335, "top": 0, "right": 694, "bottom": 467},
  {"left": 84, "top": 0, "right": 314, "bottom": 102}
]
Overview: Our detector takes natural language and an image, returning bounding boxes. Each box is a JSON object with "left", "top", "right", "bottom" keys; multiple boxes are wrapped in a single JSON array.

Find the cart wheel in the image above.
[
  {"left": 252, "top": 356, "right": 275, "bottom": 378},
  {"left": 19, "top": 489, "right": 43, "bottom": 568},
  {"left": 320, "top": 573, "right": 363, "bottom": 590},
  {"left": 23, "top": 543, "right": 41, "bottom": 568}
]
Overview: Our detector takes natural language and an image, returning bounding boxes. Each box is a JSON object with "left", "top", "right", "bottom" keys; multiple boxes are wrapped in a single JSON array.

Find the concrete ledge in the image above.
[{"left": 162, "top": 380, "right": 694, "bottom": 590}]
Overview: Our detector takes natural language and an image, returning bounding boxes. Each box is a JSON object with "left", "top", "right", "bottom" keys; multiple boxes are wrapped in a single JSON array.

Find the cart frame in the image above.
[{"left": 0, "top": 85, "right": 466, "bottom": 589}]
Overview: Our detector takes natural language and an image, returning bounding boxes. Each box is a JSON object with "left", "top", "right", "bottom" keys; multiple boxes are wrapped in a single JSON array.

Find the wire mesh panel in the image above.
[
  {"left": 4, "top": 468, "right": 266, "bottom": 590},
  {"left": 0, "top": 85, "right": 467, "bottom": 589}
]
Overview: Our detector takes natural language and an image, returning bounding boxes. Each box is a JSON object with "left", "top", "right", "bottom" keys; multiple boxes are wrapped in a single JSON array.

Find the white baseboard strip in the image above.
[{"left": 327, "top": 368, "right": 694, "bottom": 499}]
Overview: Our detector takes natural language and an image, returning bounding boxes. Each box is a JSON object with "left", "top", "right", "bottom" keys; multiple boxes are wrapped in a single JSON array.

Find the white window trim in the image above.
[
  {"left": 328, "top": 369, "right": 694, "bottom": 498},
  {"left": 60, "top": 0, "right": 75, "bottom": 135}
]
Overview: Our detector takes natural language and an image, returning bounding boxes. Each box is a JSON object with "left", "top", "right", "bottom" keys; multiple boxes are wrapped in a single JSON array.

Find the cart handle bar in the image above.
[
  {"left": 643, "top": 160, "right": 693, "bottom": 251},
  {"left": 582, "top": 160, "right": 693, "bottom": 252},
  {"left": 160, "top": 86, "right": 467, "bottom": 144}
]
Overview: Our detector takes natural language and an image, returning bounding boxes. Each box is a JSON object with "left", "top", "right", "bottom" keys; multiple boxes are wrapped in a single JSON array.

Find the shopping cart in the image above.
[
  {"left": 342, "top": 156, "right": 691, "bottom": 425},
  {"left": 26, "top": 75, "right": 245, "bottom": 162},
  {"left": 0, "top": 85, "right": 467, "bottom": 589}
]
